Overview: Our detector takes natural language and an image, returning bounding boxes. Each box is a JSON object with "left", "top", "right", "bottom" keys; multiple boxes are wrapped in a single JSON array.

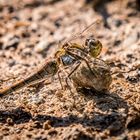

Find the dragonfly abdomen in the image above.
[
  {"left": 0, "top": 72, "right": 45, "bottom": 97},
  {"left": 0, "top": 60, "right": 58, "bottom": 97}
]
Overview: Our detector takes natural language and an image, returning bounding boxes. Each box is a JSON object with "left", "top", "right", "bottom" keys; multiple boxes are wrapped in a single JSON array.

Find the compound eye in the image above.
[
  {"left": 89, "top": 40, "right": 97, "bottom": 48},
  {"left": 88, "top": 39, "right": 102, "bottom": 58},
  {"left": 88, "top": 39, "right": 98, "bottom": 50}
]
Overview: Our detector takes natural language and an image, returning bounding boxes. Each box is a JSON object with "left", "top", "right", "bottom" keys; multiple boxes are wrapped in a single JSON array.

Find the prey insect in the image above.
[{"left": 0, "top": 19, "right": 112, "bottom": 97}]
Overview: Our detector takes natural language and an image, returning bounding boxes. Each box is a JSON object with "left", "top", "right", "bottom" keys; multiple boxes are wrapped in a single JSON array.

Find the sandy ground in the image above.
[{"left": 0, "top": 0, "right": 140, "bottom": 139}]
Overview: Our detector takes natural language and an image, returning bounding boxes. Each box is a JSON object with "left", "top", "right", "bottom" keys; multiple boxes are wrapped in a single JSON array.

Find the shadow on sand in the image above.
[{"left": 0, "top": 88, "right": 131, "bottom": 136}]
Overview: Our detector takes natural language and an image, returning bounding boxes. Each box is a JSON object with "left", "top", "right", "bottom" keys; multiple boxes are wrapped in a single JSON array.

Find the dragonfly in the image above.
[{"left": 0, "top": 19, "right": 112, "bottom": 97}]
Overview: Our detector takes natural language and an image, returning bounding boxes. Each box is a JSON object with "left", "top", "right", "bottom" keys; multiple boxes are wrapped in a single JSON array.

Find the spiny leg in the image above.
[
  {"left": 57, "top": 66, "right": 70, "bottom": 90},
  {"left": 64, "top": 62, "right": 81, "bottom": 109},
  {"left": 66, "top": 45, "right": 108, "bottom": 71},
  {"left": 57, "top": 61, "right": 81, "bottom": 94},
  {"left": 64, "top": 46, "right": 95, "bottom": 73},
  {"left": 65, "top": 61, "right": 81, "bottom": 90},
  {"left": 57, "top": 70, "right": 64, "bottom": 90},
  {"left": 95, "top": 58, "right": 109, "bottom": 66},
  {"left": 66, "top": 50, "right": 99, "bottom": 78}
]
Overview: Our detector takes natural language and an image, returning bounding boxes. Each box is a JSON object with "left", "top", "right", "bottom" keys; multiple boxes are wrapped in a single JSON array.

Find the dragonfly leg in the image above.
[
  {"left": 65, "top": 78, "right": 73, "bottom": 94},
  {"left": 57, "top": 70, "right": 64, "bottom": 90},
  {"left": 57, "top": 68, "right": 74, "bottom": 95},
  {"left": 95, "top": 58, "right": 109, "bottom": 66},
  {"left": 67, "top": 61, "right": 81, "bottom": 78},
  {"left": 67, "top": 50, "right": 99, "bottom": 78},
  {"left": 65, "top": 61, "right": 81, "bottom": 92}
]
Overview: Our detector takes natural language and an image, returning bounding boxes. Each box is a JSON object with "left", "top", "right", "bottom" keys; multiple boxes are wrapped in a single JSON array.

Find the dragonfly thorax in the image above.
[{"left": 61, "top": 54, "right": 76, "bottom": 66}]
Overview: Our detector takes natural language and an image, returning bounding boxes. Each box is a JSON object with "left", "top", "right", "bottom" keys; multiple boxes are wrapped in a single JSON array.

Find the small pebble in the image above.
[
  {"left": 3, "top": 36, "right": 20, "bottom": 50},
  {"left": 8, "top": 59, "right": 16, "bottom": 67},
  {"left": 34, "top": 39, "right": 49, "bottom": 53},
  {"left": 43, "top": 120, "right": 52, "bottom": 130},
  {"left": 123, "top": 30, "right": 139, "bottom": 47},
  {"left": 114, "top": 19, "right": 122, "bottom": 27},
  {"left": 126, "top": 75, "right": 138, "bottom": 83},
  {"left": 6, "top": 118, "right": 14, "bottom": 125}
]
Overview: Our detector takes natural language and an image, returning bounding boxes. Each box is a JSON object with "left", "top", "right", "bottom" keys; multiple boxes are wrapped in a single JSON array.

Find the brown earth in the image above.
[{"left": 0, "top": 0, "right": 140, "bottom": 139}]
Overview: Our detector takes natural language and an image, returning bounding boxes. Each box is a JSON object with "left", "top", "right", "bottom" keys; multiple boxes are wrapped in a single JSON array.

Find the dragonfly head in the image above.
[{"left": 85, "top": 37, "right": 102, "bottom": 58}]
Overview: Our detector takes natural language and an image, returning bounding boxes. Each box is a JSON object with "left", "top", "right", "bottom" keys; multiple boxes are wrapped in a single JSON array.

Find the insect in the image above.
[{"left": 0, "top": 19, "right": 112, "bottom": 97}]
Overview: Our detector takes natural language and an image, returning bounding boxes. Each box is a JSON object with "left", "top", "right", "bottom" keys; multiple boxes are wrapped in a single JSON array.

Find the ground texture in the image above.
[{"left": 0, "top": 0, "right": 140, "bottom": 139}]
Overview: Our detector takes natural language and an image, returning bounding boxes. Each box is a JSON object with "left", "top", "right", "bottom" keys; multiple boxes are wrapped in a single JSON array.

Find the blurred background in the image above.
[
  {"left": 0, "top": 0, "right": 139, "bottom": 139},
  {"left": 0, "top": 0, "right": 139, "bottom": 87}
]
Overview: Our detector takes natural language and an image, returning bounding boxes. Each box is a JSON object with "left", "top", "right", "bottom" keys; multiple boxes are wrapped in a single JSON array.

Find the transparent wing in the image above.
[
  {"left": 66, "top": 19, "right": 102, "bottom": 44},
  {"left": 56, "top": 19, "right": 102, "bottom": 49}
]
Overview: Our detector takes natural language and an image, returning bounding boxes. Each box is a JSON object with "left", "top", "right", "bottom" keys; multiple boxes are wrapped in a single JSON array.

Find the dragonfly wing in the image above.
[{"left": 66, "top": 19, "right": 102, "bottom": 45}]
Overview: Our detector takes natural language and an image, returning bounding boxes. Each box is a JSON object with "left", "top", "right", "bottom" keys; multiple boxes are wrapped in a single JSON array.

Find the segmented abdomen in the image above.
[{"left": 0, "top": 59, "right": 58, "bottom": 97}]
